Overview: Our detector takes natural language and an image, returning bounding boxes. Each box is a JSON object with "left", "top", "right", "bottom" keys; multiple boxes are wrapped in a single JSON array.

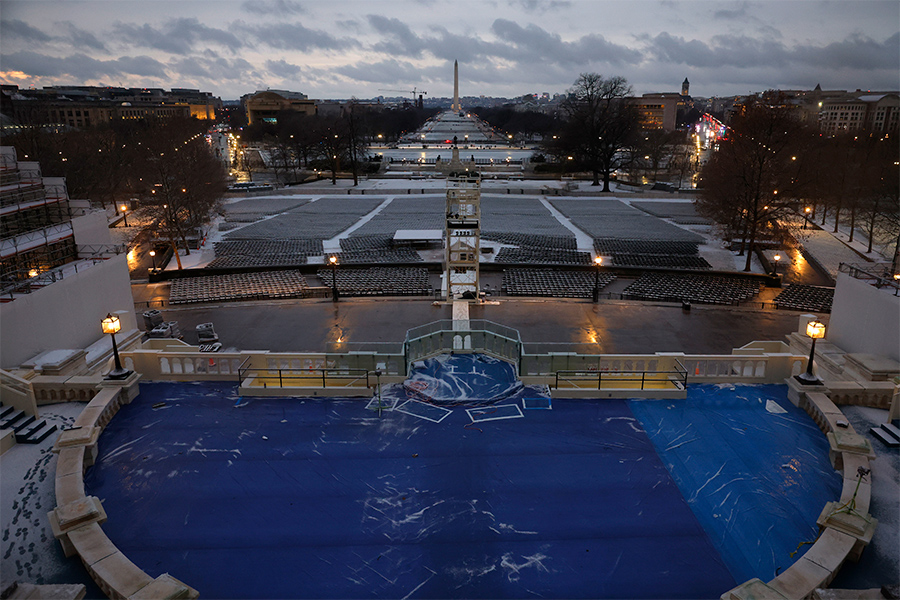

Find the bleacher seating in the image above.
[
  {"left": 622, "top": 274, "right": 760, "bottom": 305},
  {"left": 495, "top": 247, "right": 592, "bottom": 265},
  {"left": 482, "top": 233, "right": 577, "bottom": 250},
  {"left": 773, "top": 284, "right": 834, "bottom": 313},
  {"left": 502, "top": 269, "right": 617, "bottom": 298},
  {"left": 208, "top": 239, "right": 323, "bottom": 268},
  {"left": 338, "top": 235, "right": 423, "bottom": 263},
  {"left": 170, "top": 271, "right": 309, "bottom": 304},
  {"left": 594, "top": 239, "right": 699, "bottom": 255},
  {"left": 611, "top": 254, "right": 712, "bottom": 270},
  {"left": 317, "top": 267, "right": 431, "bottom": 297}
]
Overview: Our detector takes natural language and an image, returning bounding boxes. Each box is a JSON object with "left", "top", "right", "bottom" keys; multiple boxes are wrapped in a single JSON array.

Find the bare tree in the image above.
[
  {"left": 554, "top": 74, "right": 641, "bottom": 190},
  {"left": 697, "top": 95, "right": 814, "bottom": 271}
]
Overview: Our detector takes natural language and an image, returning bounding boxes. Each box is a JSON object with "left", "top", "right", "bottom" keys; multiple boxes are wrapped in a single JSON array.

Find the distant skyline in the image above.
[{"left": 1, "top": 0, "right": 898, "bottom": 101}]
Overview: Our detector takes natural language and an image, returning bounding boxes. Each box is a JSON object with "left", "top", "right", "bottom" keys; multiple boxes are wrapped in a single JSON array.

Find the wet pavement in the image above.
[{"left": 131, "top": 288, "right": 813, "bottom": 356}]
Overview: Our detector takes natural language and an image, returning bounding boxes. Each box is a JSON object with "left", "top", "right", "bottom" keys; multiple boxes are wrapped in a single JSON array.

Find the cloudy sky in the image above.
[{"left": 1, "top": 0, "right": 897, "bottom": 101}]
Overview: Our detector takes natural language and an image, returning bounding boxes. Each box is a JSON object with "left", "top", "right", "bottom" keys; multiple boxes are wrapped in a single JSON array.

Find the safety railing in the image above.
[
  {"left": 553, "top": 359, "right": 688, "bottom": 391},
  {"left": 237, "top": 366, "right": 372, "bottom": 390}
]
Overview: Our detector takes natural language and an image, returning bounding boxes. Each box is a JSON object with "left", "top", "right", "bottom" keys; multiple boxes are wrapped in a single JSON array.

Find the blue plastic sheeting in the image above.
[
  {"left": 403, "top": 354, "right": 524, "bottom": 405},
  {"left": 629, "top": 384, "right": 842, "bottom": 584},
  {"left": 86, "top": 381, "right": 734, "bottom": 599}
]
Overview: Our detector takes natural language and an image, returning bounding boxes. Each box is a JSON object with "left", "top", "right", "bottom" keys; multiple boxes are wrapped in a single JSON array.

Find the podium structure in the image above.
[{"left": 445, "top": 164, "right": 481, "bottom": 300}]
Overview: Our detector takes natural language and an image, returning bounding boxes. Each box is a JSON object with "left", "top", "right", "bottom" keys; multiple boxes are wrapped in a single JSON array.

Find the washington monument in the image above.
[{"left": 452, "top": 60, "right": 460, "bottom": 112}]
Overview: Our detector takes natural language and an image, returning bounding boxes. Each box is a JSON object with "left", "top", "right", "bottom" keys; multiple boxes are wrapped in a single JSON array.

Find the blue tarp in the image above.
[
  {"left": 86, "top": 381, "right": 735, "bottom": 598},
  {"left": 629, "top": 384, "right": 842, "bottom": 583}
]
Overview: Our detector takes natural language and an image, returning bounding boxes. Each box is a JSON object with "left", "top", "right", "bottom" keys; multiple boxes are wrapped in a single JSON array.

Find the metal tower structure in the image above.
[{"left": 444, "top": 168, "right": 481, "bottom": 300}]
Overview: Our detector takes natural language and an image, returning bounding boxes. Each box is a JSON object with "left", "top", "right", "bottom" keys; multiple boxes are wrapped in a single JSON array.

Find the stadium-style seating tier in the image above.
[
  {"left": 495, "top": 247, "right": 593, "bottom": 265},
  {"left": 226, "top": 197, "right": 384, "bottom": 240},
  {"left": 630, "top": 201, "right": 712, "bottom": 225},
  {"left": 502, "top": 268, "right": 617, "bottom": 298},
  {"left": 347, "top": 196, "right": 445, "bottom": 236},
  {"left": 622, "top": 274, "right": 760, "bottom": 305},
  {"left": 611, "top": 254, "right": 712, "bottom": 270},
  {"left": 481, "top": 196, "right": 574, "bottom": 238},
  {"left": 170, "top": 271, "right": 309, "bottom": 304},
  {"left": 482, "top": 233, "right": 577, "bottom": 250},
  {"left": 550, "top": 198, "right": 703, "bottom": 242},
  {"left": 594, "top": 239, "right": 700, "bottom": 255},
  {"left": 773, "top": 284, "right": 834, "bottom": 313},
  {"left": 209, "top": 239, "right": 323, "bottom": 268},
  {"left": 337, "top": 236, "right": 423, "bottom": 263},
  {"left": 317, "top": 267, "right": 432, "bottom": 296}
]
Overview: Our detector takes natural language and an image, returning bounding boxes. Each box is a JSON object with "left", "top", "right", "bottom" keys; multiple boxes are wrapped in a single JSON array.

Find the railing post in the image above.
[
  {"left": 598, "top": 371, "right": 602, "bottom": 389},
  {"left": 641, "top": 371, "right": 646, "bottom": 389},
  {"left": 279, "top": 369, "right": 283, "bottom": 388},
  {"left": 322, "top": 369, "right": 327, "bottom": 388}
]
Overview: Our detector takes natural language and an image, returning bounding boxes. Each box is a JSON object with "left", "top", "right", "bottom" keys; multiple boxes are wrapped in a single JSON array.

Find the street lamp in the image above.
[
  {"left": 149, "top": 249, "right": 157, "bottom": 272},
  {"left": 329, "top": 255, "right": 340, "bottom": 302},
  {"left": 120, "top": 204, "right": 129, "bottom": 227},
  {"left": 804, "top": 206, "right": 812, "bottom": 229},
  {"left": 592, "top": 256, "right": 603, "bottom": 303},
  {"left": 795, "top": 320, "right": 826, "bottom": 385},
  {"left": 101, "top": 313, "right": 132, "bottom": 380},
  {"left": 773, "top": 254, "right": 781, "bottom": 276}
]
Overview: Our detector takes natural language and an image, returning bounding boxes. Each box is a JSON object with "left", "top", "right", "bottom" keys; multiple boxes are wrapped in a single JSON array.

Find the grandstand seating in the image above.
[
  {"left": 317, "top": 267, "right": 432, "bottom": 297},
  {"left": 502, "top": 269, "right": 617, "bottom": 298},
  {"left": 495, "top": 248, "right": 592, "bottom": 265},
  {"left": 773, "top": 284, "right": 834, "bottom": 313},
  {"left": 170, "top": 271, "right": 309, "bottom": 304},
  {"left": 622, "top": 274, "right": 760, "bottom": 305}
]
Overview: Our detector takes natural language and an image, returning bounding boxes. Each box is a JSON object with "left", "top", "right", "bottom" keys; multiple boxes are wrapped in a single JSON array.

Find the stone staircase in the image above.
[
  {"left": 0, "top": 403, "right": 57, "bottom": 444},
  {"left": 870, "top": 421, "right": 900, "bottom": 448}
]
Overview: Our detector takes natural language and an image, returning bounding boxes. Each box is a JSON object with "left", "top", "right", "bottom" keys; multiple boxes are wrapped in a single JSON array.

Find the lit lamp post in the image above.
[
  {"left": 795, "top": 320, "right": 826, "bottom": 385},
  {"left": 101, "top": 313, "right": 132, "bottom": 380},
  {"left": 148, "top": 249, "right": 157, "bottom": 272},
  {"left": 804, "top": 206, "right": 811, "bottom": 229},
  {"left": 120, "top": 204, "right": 129, "bottom": 227},
  {"left": 592, "top": 256, "right": 603, "bottom": 303},
  {"left": 329, "top": 255, "right": 340, "bottom": 302},
  {"left": 773, "top": 254, "right": 781, "bottom": 276}
]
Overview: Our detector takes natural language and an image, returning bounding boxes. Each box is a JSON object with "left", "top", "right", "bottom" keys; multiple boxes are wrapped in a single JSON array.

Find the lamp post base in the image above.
[
  {"left": 105, "top": 368, "right": 133, "bottom": 381},
  {"left": 794, "top": 373, "right": 823, "bottom": 385}
]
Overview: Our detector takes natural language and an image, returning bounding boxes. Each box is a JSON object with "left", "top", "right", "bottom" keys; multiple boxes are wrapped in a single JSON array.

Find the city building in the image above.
[
  {"left": 243, "top": 90, "right": 317, "bottom": 124},
  {"left": 0, "top": 85, "right": 221, "bottom": 128},
  {"left": 629, "top": 93, "right": 680, "bottom": 131},
  {"left": 818, "top": 92, "right": 899, "bottom": 134}
]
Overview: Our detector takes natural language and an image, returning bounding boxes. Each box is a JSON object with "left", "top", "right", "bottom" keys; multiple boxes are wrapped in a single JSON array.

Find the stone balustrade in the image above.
[
  {"left": 722, "top": 390, "right": 878, "bottom": 600},
  {"left": 47, "top": 376, "right": 199, "bottom": 599}
]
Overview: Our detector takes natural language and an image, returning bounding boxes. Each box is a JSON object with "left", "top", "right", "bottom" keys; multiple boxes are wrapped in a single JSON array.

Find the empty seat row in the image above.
[
  {"left": 495, "top": 248, "right": 592, "bottom": 265},
  {"left": 611, "top": 253, "right": 712, "bottom": 270},
  {"left": 622, "top": 274, "right": 760, "bottom": 305},
  {"left": 316, "top": 267, "right": 432, "bottom": 297},
  {"left": 773, "top": 284, "right": 834, "bottom": 313},
  {"left": 594, "top": 239, "right": 700, "bottom": 256},
  {"left": 502, "top": 268, "right": 617, "bottom": 298},
  {"left": 170, "top": 270, "right": 310, "bottom": 304},
  {"left": 482, "top": 232, "right": 577, "bottom": 250}
]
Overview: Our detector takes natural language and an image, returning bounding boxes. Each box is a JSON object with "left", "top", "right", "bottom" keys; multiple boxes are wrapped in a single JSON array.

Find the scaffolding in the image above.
[{"left": 444, "top": 172, "right": 481, "bottom": 300}]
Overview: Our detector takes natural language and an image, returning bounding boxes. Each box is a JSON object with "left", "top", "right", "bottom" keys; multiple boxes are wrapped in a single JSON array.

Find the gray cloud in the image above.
[
  {"left": 112, "top": 18, "right": 244, "bottom": 54},
  {"left": 3, "top": 51, "right": 168, "bottom": 79},
  {"left": 367, "top": 15, "right": 428, "bottom": 57},
  {"left": 1, "top": 19, "right": 53, "bottom": 42},
  {"left": 265, "top": 59, "right": 303, "bottom": 79},
  {"left": 509, "top": 0, "right": 572, "bottom": 13},
  {"left": 238, "top": 22, "right": 357, "bottom": 51},
  {"left": 491, "top": 19, "right": 643, "bottom": 66},
  {"left": 61, "top": 22, "right": 107, "bottom": 51},
  {"left": 645, "top": 31, "right": 899, "bottom": 72},
  {"left": 241, "top": 0, "right": 305, "bottom": 16},
  {"left": 168, "top": 54, "right": 257, "bottom": 81}
]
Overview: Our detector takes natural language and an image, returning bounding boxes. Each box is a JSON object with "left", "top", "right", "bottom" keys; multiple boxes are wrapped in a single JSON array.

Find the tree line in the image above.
[
  {"left": 6, "top": 117, "right": 228, "bottom": 261},
  {"left": 696, "top": 93, "right": 899, "bottom": 272}
]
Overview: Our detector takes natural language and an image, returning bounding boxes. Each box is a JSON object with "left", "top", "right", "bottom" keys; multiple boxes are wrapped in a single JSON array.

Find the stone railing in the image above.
[
  {"left": 48, "top": 375, "right": 199, "bottom": 599},
  {"left": 721, "top": 390, "right": 877, "bottom": 599}
]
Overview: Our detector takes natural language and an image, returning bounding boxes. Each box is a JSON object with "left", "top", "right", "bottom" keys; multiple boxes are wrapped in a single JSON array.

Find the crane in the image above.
[{"left": 377, "top": 88, "right": 427, "bottom": 108}]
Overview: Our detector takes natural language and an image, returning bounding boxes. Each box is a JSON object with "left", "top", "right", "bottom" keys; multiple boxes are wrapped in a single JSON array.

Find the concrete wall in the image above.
[
  {"left": 828, "top": 272, "right": 900, "bottom": 362},
  {"left": 0, "top": 255, "right": 136, "bottom": 369},
  {"left": 70, "top": 209, "right": 112, "bottom": 246}
]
